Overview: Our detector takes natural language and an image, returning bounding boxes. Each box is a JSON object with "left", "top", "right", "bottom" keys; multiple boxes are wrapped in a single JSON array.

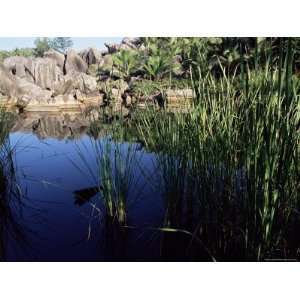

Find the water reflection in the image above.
[
  {"left": 2, "top": 110, "right": 207, "bottom": 261},
  {"left": 3, "top": 111, "right": 166, "bottom": 261},
  {"left": 11, "top": 111, "right": 91, "bottom": 140},
  {"left": 73, "top": 186, "right": 100, "bottom": 206},
  {"left": 73, "top": 137, "right": 164, "bottom": 261},
  {"left": 0, "top": 135, "right": 43, "bottom": 261}
]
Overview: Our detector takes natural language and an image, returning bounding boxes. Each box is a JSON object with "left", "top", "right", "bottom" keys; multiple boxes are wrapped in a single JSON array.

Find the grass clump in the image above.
[
  {"left": 0, "top": 108, "right": 23, "bottom": 260},
  {"left": 85, "top": 38, "right": 299, "bottom": 261},
  {"left": 129, "top": 39, "right": 300, "bottom": 261}
]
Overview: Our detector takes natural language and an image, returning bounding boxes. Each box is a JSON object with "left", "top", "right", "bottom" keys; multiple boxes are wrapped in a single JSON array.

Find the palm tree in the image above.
[
  {"left": 112, "top": 49, "right": 138, "bottom": 80},
  {"left": 142, "top": 47, "right": 173, "bottom": 80}
]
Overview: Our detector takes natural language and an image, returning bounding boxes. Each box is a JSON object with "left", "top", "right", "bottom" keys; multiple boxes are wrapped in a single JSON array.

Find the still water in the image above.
[{"left": 3, "top": 112, "right": 168, "bottom": 261}]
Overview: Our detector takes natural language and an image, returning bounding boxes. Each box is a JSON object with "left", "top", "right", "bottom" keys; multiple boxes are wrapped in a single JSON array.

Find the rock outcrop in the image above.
[
  {"left": 3, "top": 56, "right": 34, "bottom": 81},
  {"left": 104, "top": 43, "right": 120, "bottom": 54},
  {"left": 121, "top": 37, "right": 142, "bottom": 49},
  {"left": 44, "top": 49, "right": 65, "bottom": 71},
  {"left": 64, "top": 49, "right": 88, "bottom": 74},
  {"left": 15, "top": 78, "right": 53, "bottom": 105},
  {"left": 79, "top": 48, "right": 102, "bottom": 66},
  {"left": 29, "top": 58, "right": 64, "bottom": 90},
  {"left": 54, "top": 73, "right": 98, "bottom": 100},
  {"left": 0, "top": 62, "right": 22, "bottom": 99},
  {"left": 104, "top": 38, "right": 142, "bottom": 54},
  {"left": 0, "top": 62, "right": 54, "bottom": 109},
  {"left": 0, "top": 48, "right": 100, "bottom": 111},
  {"left": 0, "top": 37, "right": 190, "bottom": 113},
  {"left": 3, "top": 56, "right": 64, "bottom": 90}
]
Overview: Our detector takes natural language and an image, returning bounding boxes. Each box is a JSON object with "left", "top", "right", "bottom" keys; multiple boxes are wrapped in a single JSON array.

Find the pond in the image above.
[{"left": 2, "top": 111, "right": 173, "bottom": 261}]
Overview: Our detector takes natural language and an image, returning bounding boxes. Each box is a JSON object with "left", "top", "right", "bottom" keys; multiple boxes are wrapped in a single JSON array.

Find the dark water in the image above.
[{"left": 2, "top": 112, "right": 170, "bottom": 261}]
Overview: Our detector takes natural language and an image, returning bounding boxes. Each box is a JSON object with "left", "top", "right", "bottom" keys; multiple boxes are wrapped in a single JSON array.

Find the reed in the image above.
[
  {"left": 132, "top": 38, "right": 300, "bottom": 260},
  {"left": 84, "top": 38, "right": 299, "bottom": 260},
  {"left": 0, "top": 108, "right": 24, "bottom": 260}
]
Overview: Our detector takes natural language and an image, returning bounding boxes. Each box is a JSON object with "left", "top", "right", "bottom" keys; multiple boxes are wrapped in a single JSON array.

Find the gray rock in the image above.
[
  {"left": 44, "top": 49, "right": 66, "bottom": 71},
  {"left": 3, "top": 56, "right": 64, "bottom": 90},
  {"left": 121, "top": 37, "right": 142, "bottom": 49},
  {"left": 53, "top": 78, "right": 74, "bottom": 96},
  {"left": 15, "top": 77, "right": 53, "bottom": 104},
  {"left": 3, "top": 56, "right": 35, "bottom": 82},
  {"left": 0, "top": 62, "right": 21, "bottom": 99},
  {"left": 54, "top": 73, "right": 98, "bottom": 99},
  {"left": 104, "top": 38, "right": 142, "bottom": 54},
  {"left": 1, "top": 57, "right": 99, "bottom": 110},
  {"left": 30, "top": 58, "right": 64, "bottom": 90},
  {"left": 79, "top": 48, "right": 102, "bottom": 66},
  {"left": 0, "top": 62, "right": 54, "bottom": 107},
  {"left": 104, "top": 43, "right": 120, "bottom": 54},
  {"left": 65, "top": 49, "right": 88, "bottom": 74},
  {"left": 66, "top": 72, "right": 98, "bottom": 95}
]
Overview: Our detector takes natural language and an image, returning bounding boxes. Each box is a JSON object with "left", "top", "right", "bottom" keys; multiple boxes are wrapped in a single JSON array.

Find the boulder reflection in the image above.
[{"left": 12, "top": 111, "right": 92, "bottom": 140}]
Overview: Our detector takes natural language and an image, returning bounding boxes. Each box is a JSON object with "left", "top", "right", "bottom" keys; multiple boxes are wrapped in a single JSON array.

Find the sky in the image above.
[{"left": 0, "top": 37, "right": 123, "bottom": 51}]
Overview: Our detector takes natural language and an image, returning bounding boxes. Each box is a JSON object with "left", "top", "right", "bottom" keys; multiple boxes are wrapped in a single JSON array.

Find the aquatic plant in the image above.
[
  {"left": 0, "top": 108, "right": 25, "bottom": 260},
  {"left": 112, "top": 49, "right": 139, "bottom": 80},
  {"left": 73, "top": 129, "right": 147, "bottom": 259},
  {"left": 82, "top": 37, "right": 299, "bottom": 261},
  {"left": 96, "top": 141, "right": 136, "bottom": 225},
  {"left": 132, "top": 38, "right": 300, "bottom": 261}
]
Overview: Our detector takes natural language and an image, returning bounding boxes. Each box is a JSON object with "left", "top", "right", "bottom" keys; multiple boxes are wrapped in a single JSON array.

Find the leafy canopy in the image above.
[
  {"left": 112, "top": 49, "right": 139, "bottom": 78},
  {"left": 34, "top": 38, "right": 51, "bottom": 57},
  {"left": 50, "top": 37, "right": 73, "bottom": 54}
]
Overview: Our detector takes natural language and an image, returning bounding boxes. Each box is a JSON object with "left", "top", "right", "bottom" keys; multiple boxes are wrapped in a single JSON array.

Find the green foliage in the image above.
[
  {"left": 0, "top": 37, "right": 74, "bottom": 61},
  {"left": 142, "top": 54, "right": 171, "bottom": 80},
  {"left": 112, "top": 49, "right": 139, "bottom": 79},
  {"left": 50, "top": 37, "right": 73, "bottom": 53},
  {"left": 141, "top": 40, "right": 174, "bottom": 80},
  {"left": 98, "top": 141, "right": 138, "bottom": 225},
  {"left": 0, "top": 109, "right": 23, "bottom": 261},
  {"left": 33, "top": 37, "right": 51, "bottom": 57},
  {"left": 0, "top": 48, "right": 34, "bottom": 61},
  {"left": 0, "top": 109, "right": 12, "bottom": 146},
  {"left": 0, "top": 50, "right": 10, "bottom": 61},
  {"left": 81, "top": 37, "right": 300, "bottom": 260},
  {"left": 130, "top": 79, "right": 164, "bottom": 97},
  {"left": 121, "top": 39, "right": 300, "bottom": 260}
]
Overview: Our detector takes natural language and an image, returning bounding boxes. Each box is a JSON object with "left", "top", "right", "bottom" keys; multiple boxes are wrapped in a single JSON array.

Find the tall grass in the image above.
[
  {"left": 82, "top": 39, "right": 299, "bottom": 260},
  {"left": 96, "top": 140, "right": 139, "bottom": 226},
  {"left": 73, "top": 130, "right": 147, "bottom": 258},
  {"left": 0, "top": 108, "right": 24, "bottom": 260},
  {"left": 133, "top": 39, "right": 300, "bottom": 260}
]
